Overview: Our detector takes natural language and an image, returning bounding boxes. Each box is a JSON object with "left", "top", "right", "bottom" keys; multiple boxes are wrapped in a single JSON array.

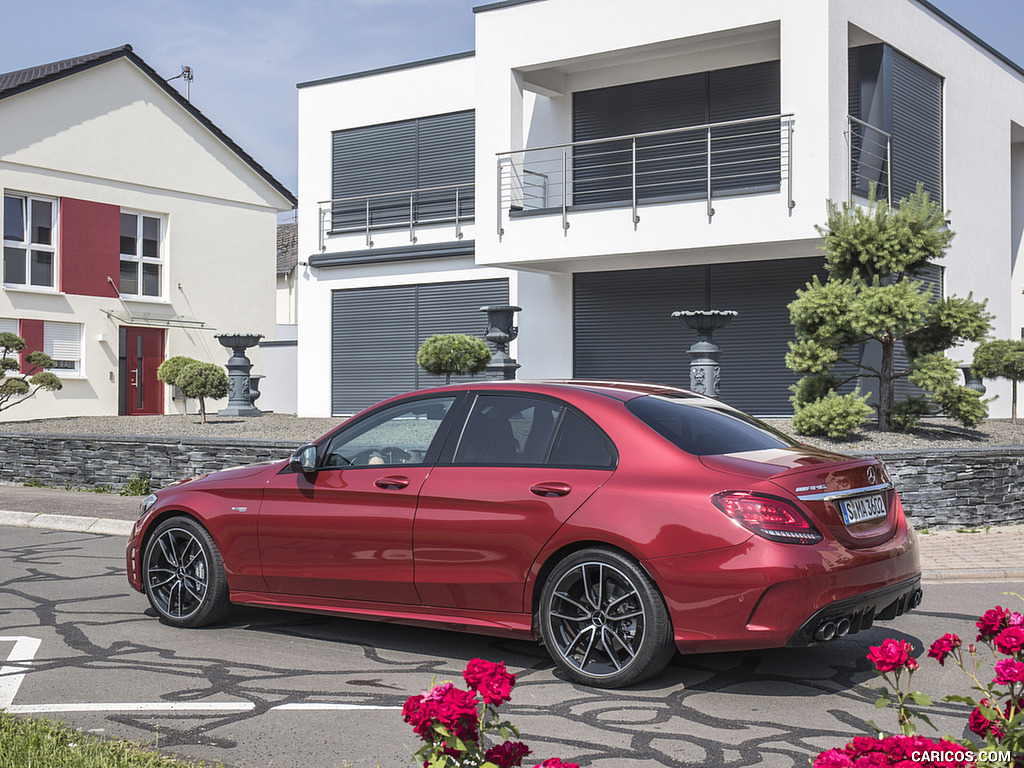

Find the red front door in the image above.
[{"left": 123, "top": 327, "right": 164, "bottom": 416}]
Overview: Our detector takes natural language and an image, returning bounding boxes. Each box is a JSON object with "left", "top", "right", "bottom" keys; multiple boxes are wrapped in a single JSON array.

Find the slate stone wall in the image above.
[
  {"left": 868, "top": 448, "right": 1024, "bottom": 529},
  {"left": 1, "top": 432, "right": 1021, "bottom": 529},
  {"left": 0, "top": 432, "right": 299, "bottom": 491}
]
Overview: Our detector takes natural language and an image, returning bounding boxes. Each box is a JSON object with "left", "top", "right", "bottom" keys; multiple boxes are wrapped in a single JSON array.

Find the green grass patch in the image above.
[{"left": 0, "top": 711, "right": 223, "bottom": 767}]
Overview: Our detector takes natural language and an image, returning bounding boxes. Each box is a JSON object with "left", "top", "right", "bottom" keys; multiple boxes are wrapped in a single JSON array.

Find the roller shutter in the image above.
[
  {"left": 574, "top": 257, "right": 824, "bottom": 416},
  {"left": 331, "top": 278, "right": 507, "bottom": 415},
  {"left": 891, "top": 50, "right": 943, "bottom": 205},
  {"left": 331, "top": 110, "right": 474, "bottom": 231}
]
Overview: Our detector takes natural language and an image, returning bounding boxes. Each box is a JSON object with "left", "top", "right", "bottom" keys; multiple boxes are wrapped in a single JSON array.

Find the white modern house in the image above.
[
  {"left": 1, "top": 45, "right": 296, "bottom": 421},
  {"left": 296, "top": 0, "right": 1024, "bottom": 418}
]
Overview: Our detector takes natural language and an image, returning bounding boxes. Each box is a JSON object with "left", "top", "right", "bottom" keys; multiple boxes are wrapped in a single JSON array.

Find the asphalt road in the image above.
[{"left": 1, "top": 525, "right": 1021, "bottom": 768}]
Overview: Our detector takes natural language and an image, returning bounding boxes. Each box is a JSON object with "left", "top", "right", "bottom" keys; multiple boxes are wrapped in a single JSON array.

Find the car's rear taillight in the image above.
[{"left": 712, "top": 491, "right": 823, "bottom": 544}]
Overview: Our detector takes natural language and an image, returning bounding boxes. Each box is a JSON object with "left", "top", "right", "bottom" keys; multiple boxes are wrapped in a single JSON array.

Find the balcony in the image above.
[
  {"left": 317, "top": 183, "right": 474, "bottom": 256},
  {"left": 496, "top": 114, "right": 795, "bottom": 236},
  {"left": 847, "top": 115, "right": 891, "bottom": 202}
]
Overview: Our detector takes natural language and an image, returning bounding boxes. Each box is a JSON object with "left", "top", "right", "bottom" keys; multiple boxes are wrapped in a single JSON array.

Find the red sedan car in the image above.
[{"left": 127, "top": 380, "right": 921, "bottom": 688}]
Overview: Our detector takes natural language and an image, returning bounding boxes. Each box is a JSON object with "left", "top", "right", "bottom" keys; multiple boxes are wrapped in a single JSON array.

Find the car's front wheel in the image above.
[
  {"left": 142, "top": 516, "right": 229, "bottom": 628},
  {"left": 538, "top": 548, "right": 675, "bottom": 688}
]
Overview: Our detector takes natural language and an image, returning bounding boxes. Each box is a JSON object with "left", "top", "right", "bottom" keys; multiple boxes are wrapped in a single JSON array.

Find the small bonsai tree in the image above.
[
  {"left": 417, "top": 334, "right": 492, "bottom": 385},
  {"left": 1, "top": 331, "right": 62, "bottom": 413},
  {"left": 972, "top": 339, "right": 1024, "bottom": 425},
  {"left": 176, "top": 361, "right": 229, "bottom": 423}
]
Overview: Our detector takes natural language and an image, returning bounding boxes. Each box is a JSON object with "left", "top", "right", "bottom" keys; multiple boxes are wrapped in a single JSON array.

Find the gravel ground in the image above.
[{"left": 2, "top": 412, "right": 1024, "bottom": 452}]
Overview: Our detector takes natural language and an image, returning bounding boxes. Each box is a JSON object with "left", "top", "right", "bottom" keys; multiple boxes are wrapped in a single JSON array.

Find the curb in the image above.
[
  {"left": 0, "top": 510, "right": 134, "bottom": 536},
  {"left": 920, "top": 568, "right": 1024, "bottom": 582}
]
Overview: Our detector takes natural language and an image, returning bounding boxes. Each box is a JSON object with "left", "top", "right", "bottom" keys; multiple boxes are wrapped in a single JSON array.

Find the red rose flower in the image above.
[
  {"left": 533, "top": 760, "right": 579, "bottom": 768},
  {"left": 976, "top": 606, "right": 1010, "bottom": 640},
  {"left": 867, "top": 638, "right": 914, "bottom": 672},
  {"left": 421, "top": 682, "right": 480, "bottom": 742},
  {"left": 994, "top": 625, "right": 1024, "bottom": 655},
  {"left": 485, "top": 740, "right": 531, "bottom": 768},
  {"left": 1009, "top": 612, "right": 1024, "bottom": 627},
  {"left": 927, "top": 633, "right": 962, "bottom": 666},
  {"left": 994, "top": 657, "right": 1024, "bottom": 685},
  {"left": 464, "top": 659, "right": 517, "bottom": 706},
  {"left": 968, "top": 698, "right": 1004, "bottom": 739},
  {"left": 813, "top": 749, "right": 854, "bottom": 768}
]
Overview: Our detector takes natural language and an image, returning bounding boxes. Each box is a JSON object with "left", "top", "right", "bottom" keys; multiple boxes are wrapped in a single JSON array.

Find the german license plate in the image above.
[{"left": 839, "top": 494, "right": 887, "bottom": 525}]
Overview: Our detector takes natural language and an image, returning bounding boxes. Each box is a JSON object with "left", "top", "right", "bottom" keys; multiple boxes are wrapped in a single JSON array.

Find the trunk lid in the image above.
[{"left": 700, "top": 448, "right": 898, "bottom": 549}]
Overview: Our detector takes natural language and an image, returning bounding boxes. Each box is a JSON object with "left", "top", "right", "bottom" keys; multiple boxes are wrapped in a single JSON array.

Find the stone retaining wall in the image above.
[
  {"left": 0, "top": 432, "right": 299, "bottom": 490},
  {"left": 1, "top": 432, "right": 1021, "bottom": 528},
  {"left": 868, "top": 448, "right": 1024, "bottom": 529}
]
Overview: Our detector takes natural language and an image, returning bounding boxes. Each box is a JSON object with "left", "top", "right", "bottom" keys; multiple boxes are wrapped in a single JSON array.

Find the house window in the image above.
[
  {"left": 43, "top": 321, "right": 82, "bottom": 376},
  {"left": 0, "top": 317, "right": 18, "bottom": 337},
  {"left": 3, "top": 194, "right": 57, "bottom": 289},
  {"left": 120, "top": 212, "right": 163, "bottom": 297}
]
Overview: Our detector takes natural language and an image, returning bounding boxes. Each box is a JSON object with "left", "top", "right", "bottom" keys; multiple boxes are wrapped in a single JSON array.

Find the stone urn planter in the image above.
[
  {"left": 671, "top": 310, "right": 738, "bottom": 398},
  {"left": 215, "top": 333, "right": 264, "bottom": 417}
]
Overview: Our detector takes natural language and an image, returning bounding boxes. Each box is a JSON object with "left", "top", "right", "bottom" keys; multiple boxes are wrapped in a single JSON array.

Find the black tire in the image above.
[
  {"left": 538, "top": 548, "right": 675, "bottom": 688},
  {"left": 142, "top": 516, "right": 230, "bottom": 628}
]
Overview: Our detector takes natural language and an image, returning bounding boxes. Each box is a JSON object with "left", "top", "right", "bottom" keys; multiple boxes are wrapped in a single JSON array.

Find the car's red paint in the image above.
[{"left": 127, "top": 380, "right": 921, "bottom": 672}]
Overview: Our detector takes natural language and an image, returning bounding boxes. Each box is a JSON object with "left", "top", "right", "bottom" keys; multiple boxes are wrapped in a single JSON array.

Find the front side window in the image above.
[
  {"left": 320, "top": 396, "right": 456, "bottom": 468},
  {"left": 3, "top": 194, "right": 57, "bottom": 289},
  {"left": 43, "top": 321, "right": 83, "bottom": 376},
  {"left": 120, "top": 212, "right": 163, "bottom": 297}
]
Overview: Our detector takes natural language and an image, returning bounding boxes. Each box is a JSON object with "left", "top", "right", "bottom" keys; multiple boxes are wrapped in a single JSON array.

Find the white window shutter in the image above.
[{"left": 44, "top": 321, "right": 82, "bottom": 367}]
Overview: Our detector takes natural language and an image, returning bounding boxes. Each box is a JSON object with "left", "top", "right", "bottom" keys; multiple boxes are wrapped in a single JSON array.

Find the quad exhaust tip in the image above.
[{"left": 815, "top": 621, "right": 837, "bottom": 641}]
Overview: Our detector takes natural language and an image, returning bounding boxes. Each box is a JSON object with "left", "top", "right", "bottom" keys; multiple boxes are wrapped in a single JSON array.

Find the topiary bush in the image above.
[
  {"left": 791, "top": 390, "right": 873, "bottom": 439},
  {"left": 1, "top": 331, "right": 62, "bottom": 413},
  {"left": 176, "top": 361, "right": 229, "bottom": 423},
  {"left": 972, "top": 338, "right": 1024, "bottom": 425},
  {"left": 417, "top": 334, "right": 492, "bottom": 385}
]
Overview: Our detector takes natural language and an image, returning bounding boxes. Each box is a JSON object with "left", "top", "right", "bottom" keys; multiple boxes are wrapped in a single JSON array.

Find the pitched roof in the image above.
[
  {"left": 0, "top": 44, "right": 296, "bottom": 206},
  {"left": 276, "top": 221, "right": 298, "bottom": 274}
]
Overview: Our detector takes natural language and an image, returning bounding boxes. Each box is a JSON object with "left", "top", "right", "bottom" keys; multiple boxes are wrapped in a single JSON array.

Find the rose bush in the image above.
[
  {"left": 815, "top": 592, "right": 1024, "bottom": 767},
  {"left": 403, "top": 659, "right": 578, "bottom": 768}
]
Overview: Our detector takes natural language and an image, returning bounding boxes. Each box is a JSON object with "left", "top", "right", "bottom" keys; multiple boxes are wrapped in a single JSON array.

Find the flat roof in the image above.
[{"left": 297, "top": 51, "right": 474, "bottom": 90}]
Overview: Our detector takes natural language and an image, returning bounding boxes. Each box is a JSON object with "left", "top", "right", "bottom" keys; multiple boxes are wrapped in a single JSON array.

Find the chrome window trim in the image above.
[{"left": 796, "top": 482, "right": 894, "bottom": 502}]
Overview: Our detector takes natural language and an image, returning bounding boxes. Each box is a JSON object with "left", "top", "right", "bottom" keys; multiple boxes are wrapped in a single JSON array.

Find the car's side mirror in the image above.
[{"left": 289, "top": 444, "right": 318, "bottom": 474}]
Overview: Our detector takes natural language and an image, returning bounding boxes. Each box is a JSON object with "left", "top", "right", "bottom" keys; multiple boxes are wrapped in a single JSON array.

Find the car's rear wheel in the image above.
[
  {"left": 538, "top": 548, "right": 675, "bottom": 688},
  {"left": 142, "top": 516, "right": 229, "bottom": 628}
]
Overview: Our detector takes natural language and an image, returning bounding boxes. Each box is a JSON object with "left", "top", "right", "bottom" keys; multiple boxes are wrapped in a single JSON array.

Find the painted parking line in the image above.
[
  {"left": 0, "top": 636, "right": 42, "bottom": 709},
  {"left": 1, "top": 636, "right": 398, "bottom": 716}
]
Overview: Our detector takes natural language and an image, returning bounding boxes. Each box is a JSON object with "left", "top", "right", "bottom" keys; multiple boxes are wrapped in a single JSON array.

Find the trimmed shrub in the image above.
[
  {"left": 791, "top": 390, "right": 873, "bottom": 439},
  {"left": 417, "top": 334, "right": 492, "bottom": 385}
]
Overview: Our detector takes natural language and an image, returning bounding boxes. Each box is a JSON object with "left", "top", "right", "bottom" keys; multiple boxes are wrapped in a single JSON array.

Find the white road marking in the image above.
[
  {"left": 6, "top": 702, "right": 256, "bottom": 714},
  {"left": 0, "top": 636, "right": 42, "bottom": 709},
  {"left": 271, "top": 703, "right": 401, "bottom": 711}
]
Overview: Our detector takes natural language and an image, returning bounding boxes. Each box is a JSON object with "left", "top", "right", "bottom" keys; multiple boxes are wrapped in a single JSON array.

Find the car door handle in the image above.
[
  {"left": 375, "top": 475, "right": 411, "bottom": 490},
  {"left": 530, "top": 482, "right": 572, "bottom": 498}
]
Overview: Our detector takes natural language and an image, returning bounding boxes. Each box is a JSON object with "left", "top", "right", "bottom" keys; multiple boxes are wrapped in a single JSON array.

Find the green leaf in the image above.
[
  {"left": 908, "top": 691, "right": 933, "bottom": 706},
  {"left": 875, "top": 697, "right": 891, "bottom": 709},
  {"left": 944, "top": 694, "right": 978, "bottom": 705}
]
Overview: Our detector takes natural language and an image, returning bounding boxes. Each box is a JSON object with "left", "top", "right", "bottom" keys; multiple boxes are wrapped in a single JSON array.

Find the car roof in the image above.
[{"left": 413, "top": 379, "right": 707, "bottom": 402}]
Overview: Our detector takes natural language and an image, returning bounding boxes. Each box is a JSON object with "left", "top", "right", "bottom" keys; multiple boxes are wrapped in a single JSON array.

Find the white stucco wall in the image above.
[{"left": 0, "top": 56, "right": 292, "bottom": 421}]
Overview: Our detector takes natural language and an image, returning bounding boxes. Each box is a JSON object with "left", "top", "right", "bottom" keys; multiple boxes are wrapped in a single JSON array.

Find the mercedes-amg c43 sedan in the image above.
[{"left": 127, "top": 380, "right": 921, "bottom": 688}]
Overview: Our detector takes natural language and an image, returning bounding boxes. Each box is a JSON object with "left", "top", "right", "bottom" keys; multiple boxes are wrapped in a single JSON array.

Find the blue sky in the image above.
[{"left": 1, "top": 0, "right": 1021, "bottom": 197}]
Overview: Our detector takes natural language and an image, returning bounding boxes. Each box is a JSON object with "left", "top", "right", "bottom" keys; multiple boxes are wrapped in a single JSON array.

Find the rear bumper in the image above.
[{"left": 643, "top": 519, "right": 921, "bottom": 655}]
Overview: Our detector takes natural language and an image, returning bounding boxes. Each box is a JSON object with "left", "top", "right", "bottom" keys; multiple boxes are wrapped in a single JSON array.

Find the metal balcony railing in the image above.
[
  {"left": 318, "top": 183, "right": 474, "bottom": 250},
  {"left": 847, "top": 115, "right": 891, "bottom": 202},
  {"left": 496, "top": 114, "right": 795, "bottom": 235}
]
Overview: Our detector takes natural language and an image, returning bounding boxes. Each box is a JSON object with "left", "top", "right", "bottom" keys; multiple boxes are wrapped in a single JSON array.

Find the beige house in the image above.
[{"left": 1, "top": 45, "right": 295, "bottom": 421}]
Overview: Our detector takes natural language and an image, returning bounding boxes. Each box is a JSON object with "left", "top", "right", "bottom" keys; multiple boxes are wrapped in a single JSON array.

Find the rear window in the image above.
[{"left": 626, "top": 394, "right": 798, "bottom": 456}]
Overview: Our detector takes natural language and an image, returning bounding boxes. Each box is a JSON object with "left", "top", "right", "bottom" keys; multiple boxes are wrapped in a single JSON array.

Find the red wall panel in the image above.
[
  {"left": 19, "top": 319, "right": 44, "bottom": 375},
  {"left": 60, "top": 198, "right": 120, "bottom": 297}
]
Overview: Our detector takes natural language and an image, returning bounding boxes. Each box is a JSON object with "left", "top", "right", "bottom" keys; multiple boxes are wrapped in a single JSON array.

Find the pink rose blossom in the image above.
[
  {"left": 994, "top": 625, "right": 1024, "bottom": 655},
  {"left": 867, "top": 639, "right": 914, "bottom": 673},
  {"left": 533, "top": 761, "right": 579, "bottom": 768},
  {"left": 993, "top": 657, "right": 1024, "bottom": 685},
  {"left": 927, "top": 633, "right": 962, "bottom": 666}
]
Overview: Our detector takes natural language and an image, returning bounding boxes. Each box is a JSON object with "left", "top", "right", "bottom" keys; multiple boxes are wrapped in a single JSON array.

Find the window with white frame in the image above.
[
  {"left": 120, "top": 211, "right": 163, "bottom": 298},
  {"left": 3, "top": 193, "right": 57, "bottom": 289},
  {"left": 43, "top": 321, "right": 82, "bottom": 376}
]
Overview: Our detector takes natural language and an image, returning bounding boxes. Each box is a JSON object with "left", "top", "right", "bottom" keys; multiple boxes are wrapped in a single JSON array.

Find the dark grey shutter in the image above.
[
  {"left": 331, "top": 110, "right": 474, "bottom": 231},
  {"left": 415, "top": 279, "right": 508, "bottom": 388},
  {"left": 891, "top": 50, "right": 943, "bottom": 205},
  {"left": 574, "top": 257, "right": 825, "bottom": 416},
  {"left": 709, "top": 61, "right": 781, "bottom": 194},
  {"left": 572, "top": 62, "right": 780, "bottom": 206},
  {"left": 331, "top": 278, "right": 508, "bottom": 414},
  {"left": 417, "top": 111, "right": 476, "bottom": 222},
  {"left": 332, "top": 285, "right": 419, "bottom": 415},
  {"left": 849, "top": 45, "right": 890, "bottom": 200}
]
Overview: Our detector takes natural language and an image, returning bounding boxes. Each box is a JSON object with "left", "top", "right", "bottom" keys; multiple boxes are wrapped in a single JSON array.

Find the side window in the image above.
[
  {"left": 548, "top": 410, "right": 615, "bottom": 468},
  {"left": 454, "top": 395, "right": 560, "bottom": 465},
  {"left": 320, "top": 396, "right": 455, "bottom": 468}
]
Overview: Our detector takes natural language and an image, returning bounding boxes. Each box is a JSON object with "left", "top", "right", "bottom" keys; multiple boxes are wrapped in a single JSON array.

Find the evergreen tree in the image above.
[{"left": 787, "top": 186, "right": 991, "bottom": 434}]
